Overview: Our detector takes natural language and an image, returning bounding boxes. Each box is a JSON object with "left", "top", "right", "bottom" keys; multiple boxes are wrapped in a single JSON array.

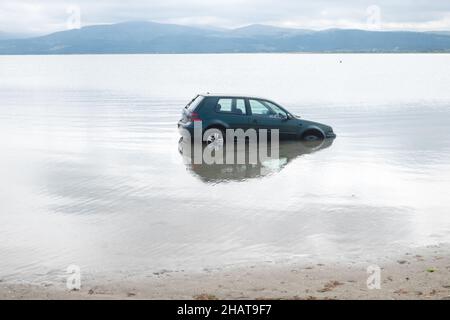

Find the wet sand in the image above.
[{"left": 1, "top": 244, "right": 449, "bottom": 300}]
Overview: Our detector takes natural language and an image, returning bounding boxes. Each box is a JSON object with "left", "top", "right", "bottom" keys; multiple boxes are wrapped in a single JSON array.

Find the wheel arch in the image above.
[
  {"left": 204, "top": 121, "right": 229, "bottom": 133},
  {"left": 300, "top": 126, "right": 326, "bottom": 139}
]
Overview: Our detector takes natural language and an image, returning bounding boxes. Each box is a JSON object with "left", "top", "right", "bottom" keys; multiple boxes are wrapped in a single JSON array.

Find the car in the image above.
[{"left": 178, "top": 93, "right": 336, "bottom": 142}]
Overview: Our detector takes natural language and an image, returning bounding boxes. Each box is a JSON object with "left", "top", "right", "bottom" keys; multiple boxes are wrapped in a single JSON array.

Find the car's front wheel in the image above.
[{"left": 301, "top": 129, "right": 325, "bottom": 142}]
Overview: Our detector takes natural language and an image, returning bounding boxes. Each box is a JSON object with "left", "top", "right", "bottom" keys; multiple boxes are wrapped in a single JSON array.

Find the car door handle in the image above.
[{"left": 252, "top": 119, "right": 258, "bottom": 123}]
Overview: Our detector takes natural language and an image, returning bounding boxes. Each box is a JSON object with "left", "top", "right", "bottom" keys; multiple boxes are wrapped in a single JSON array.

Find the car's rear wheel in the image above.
[{"left": 204, "top": 128, "right": 225, "bottom": 146}]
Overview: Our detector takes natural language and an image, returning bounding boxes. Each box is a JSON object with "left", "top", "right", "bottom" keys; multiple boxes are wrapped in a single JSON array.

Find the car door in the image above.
[
  {"left": 262, "top": 99, "right": 298, "bottom": 138},
  {"left": 215, "top": 97, "right": 250, "bottom": 130},
  {"left": 247, "top": 99, "right": 297, "bottom": 139}
]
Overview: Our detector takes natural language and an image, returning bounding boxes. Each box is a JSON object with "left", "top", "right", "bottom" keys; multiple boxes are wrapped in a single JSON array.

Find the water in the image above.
[{"left": 1, "top": 54, "right": 450, "bottom": 283}]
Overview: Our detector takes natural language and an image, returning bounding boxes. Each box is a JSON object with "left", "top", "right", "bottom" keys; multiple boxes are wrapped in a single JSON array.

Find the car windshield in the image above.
[{"left": 186, "top": 95, "right": 203, "bottom": 112}]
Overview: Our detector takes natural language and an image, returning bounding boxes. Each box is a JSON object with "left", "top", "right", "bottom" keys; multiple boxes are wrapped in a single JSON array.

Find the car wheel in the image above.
[
  {"left": 302, "top": 130, "right": 324, "bottom": 142},
  {"left": 204, "top": 128, "right": 225, "bottom": 147}
]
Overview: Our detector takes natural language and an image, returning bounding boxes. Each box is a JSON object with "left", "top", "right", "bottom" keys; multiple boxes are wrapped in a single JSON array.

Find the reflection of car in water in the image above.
[
  {"left": 179, "top": 138, "right": 335, "bottom": 183},
  {"left": 178, "top": 93, "right": 336, "bottom": 143}
]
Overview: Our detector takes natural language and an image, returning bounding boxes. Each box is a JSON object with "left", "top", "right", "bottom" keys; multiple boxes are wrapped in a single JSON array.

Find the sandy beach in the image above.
[{"left": 1, "top": 243, "right": 449, "bottom": 300}]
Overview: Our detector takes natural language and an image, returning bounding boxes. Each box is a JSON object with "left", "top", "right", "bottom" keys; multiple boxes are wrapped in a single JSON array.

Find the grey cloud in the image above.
[{"left": 1, "top": 0, "right": 450, "bottom": 35}]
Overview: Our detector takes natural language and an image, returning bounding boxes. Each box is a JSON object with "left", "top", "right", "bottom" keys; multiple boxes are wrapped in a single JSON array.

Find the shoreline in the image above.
[{"left": 1, "top": 244, "right": 449, "bottom": 300}]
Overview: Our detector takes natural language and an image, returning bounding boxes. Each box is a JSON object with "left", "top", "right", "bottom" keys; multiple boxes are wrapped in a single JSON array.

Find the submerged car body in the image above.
[{"left": 178, "top": 93, "right": 336, "bottom": 141}]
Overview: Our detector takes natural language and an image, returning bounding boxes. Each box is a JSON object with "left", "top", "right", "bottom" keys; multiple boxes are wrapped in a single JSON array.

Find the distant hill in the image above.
[
  {"left": 1, "top": 21, "right": 450, "bottom": 54},
  {"left": 0, "top": 31, "right": 35, "bottom": 40},
  {"left": 230, "top": 24, "right": 313, "bottom": 37}
]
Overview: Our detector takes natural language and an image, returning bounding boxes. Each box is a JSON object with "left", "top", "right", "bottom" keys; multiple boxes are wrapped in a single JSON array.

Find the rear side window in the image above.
[
  {"left": 216, "top": 98, "right": 246, "bottom": 115},
  {"left": 216, "top": 98, "right": 233, "bottom": 112}
]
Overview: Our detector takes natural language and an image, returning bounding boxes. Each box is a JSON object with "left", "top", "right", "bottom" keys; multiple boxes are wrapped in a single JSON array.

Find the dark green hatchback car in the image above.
[{"left": 178, "top": 93, "right": 336, "bottom": 142}]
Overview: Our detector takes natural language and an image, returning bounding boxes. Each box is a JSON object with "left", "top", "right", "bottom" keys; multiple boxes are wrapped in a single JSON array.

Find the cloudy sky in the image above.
[{"left": 1, "top": 0, "right": 450, "bottom": 35}]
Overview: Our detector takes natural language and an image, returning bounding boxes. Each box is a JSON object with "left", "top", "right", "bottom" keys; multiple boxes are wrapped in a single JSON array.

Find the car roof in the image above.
[{"left": 198, "top": 92, "right": 272, "bottom": 101}]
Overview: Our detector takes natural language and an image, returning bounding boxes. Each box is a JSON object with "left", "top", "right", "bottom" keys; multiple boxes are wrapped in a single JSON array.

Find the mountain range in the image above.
[{"left": 1, "top": 21, "right": 450, "bottom": 54}]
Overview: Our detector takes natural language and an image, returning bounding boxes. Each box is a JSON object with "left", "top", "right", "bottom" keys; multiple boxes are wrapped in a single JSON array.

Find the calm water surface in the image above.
[{"left": 1, "top": 54, "right": 450, "bottom": 282}]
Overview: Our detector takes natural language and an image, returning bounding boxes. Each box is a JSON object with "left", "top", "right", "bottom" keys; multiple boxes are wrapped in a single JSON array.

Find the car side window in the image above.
[
  {"left": 263, "top": 100, "right": 288, "bottom": 118},
  {"left": 216, "top": 98, "right": 246, "bottom": 115},
  {"left": 249, "top": 99, "right": 274, "bottom": 116},
  {"left": 235, "top": 99, "right": 246, "bottom": 115},
  {"left": 216, "top": 98, "right": 233, "bottom": 112}
]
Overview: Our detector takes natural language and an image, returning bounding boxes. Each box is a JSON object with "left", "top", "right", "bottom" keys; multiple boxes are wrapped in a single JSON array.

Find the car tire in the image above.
[
  {"left": 204, "top": 127, "right": 225, "bottom": 146},
  {"left": 301, "top": 130, "right": 325, "bottom": 142}
]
